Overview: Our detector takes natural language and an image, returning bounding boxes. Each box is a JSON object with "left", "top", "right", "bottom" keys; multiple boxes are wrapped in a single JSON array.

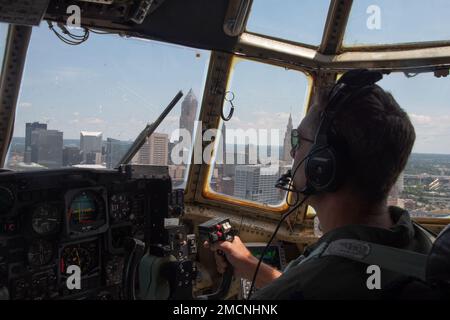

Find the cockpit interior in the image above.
[{"left": 0, "top": 0, "right": 449, "bottom": 301}]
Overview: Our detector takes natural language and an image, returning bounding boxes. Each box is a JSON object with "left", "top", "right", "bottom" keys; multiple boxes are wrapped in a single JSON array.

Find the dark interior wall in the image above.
[{"left": 44, "top": 0, "right": 239, "bottom": 52}]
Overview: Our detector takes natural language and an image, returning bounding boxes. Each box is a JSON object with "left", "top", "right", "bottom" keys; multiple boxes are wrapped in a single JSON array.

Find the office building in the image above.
[
  {"left": 105, "top": 138, "right": 132, "bottom": 169},
  {"left": 136, "top": 132, "right": 169, "bottom": 166},
  {"left": 63, "top": 146, "right": 81, "bottom": 167},
  {"left": 179, "top": 89, "right": 198, "bottom": 139},
  {"left": 80, "top": 131, "right": 103, "bottom": 164},
  {"left": 25, "top": 122, "right": 47, "bottom": 163},
  {"left": 234, "top": 165, "right": 281, "bottom": 205},
  {"left": 30, "top": 129, "right": 63, "bottom": 168},
  {"left": 282, "top": 114, "right": 293, "bottom": 162}
]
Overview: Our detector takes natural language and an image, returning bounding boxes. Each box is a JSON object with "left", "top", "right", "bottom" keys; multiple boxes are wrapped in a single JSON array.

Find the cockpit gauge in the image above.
[
  {"left": 27, "top": 240, "right": 54, "bottom": 267},
  {"left": 67, "top": 189, "right": 107, "bottom": 235},
  {"left": 31, "top": 204, "right": 61, "bottom": 235},
  {"left": 110, "top": 193, "right": 132, "bottom": 222},
  {"left": 61, "top": 246, "right": 92, "bottom": 274},
  {"left": 0, "top": 186, "right": 14, "bottom": 215},
  {"left": 60, "top": 241, "right": 98, "bottom": 274}
]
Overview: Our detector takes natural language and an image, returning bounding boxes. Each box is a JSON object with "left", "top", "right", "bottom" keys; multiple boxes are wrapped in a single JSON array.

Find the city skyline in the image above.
[{"left": 7, "top": 119, "right": 450, "bottom": 216}]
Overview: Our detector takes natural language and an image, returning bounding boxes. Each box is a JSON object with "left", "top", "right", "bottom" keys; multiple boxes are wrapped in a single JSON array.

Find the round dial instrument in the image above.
[
  {"left": 31, "top": 204, "right": 61, "bottom": 235},
  {"left": 61, "top": 241, "right": 98, "bottom": 274},
  {"left": 68, "top": 190, "right": 106, "bottom": 232},
  {"left": 0, "top": 186, "right": 14, "bottom": 215},
  {"left": 61, "top": 246, "right": 93, "bottom": 273},
  {"left": 27, "top": 240, "right": 54, "bottom": 266}
]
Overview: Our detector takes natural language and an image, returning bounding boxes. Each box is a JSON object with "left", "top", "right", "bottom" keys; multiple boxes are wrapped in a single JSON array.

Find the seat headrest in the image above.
[{"left": 426, "top": 224, "right": 450, "bottom": 284}]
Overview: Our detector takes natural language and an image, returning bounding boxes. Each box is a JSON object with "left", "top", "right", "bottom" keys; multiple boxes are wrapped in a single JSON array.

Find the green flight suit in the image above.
[{"left": 251, "top": 207, "right": 433, "bottom": 300}]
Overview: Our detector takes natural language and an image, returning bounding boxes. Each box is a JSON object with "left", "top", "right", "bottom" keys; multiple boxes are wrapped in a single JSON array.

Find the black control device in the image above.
[
  {"left": 198, "top": 218, "right": 234, "bottom": 244},
  {"left": 197, "top": 218, "right": 235, "bottom": 300}
]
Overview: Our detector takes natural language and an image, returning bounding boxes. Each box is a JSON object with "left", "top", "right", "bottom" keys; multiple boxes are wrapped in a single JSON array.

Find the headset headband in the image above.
[{"left": 314, "top": 70, "right": 383, "bottom": 145}]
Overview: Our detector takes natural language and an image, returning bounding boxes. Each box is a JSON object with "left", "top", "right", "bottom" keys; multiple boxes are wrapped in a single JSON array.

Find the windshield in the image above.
[
  {"left": 0, "top": 23, "right": 8, "bottom": 72},
  {"left": 5, "top": 24, "right": 210, "bottom": 185},
  {"left": 207, "top": 58, "right": 310, "bottom": 207},
  {"left": 246, "top": 0, "right": 330, "bottom": 46},
  {"left": 344, "top": 0, "right": 450, "bottom": 47},
  {"left": 380, "top": 72, "right": 450, "bottom": 219}
]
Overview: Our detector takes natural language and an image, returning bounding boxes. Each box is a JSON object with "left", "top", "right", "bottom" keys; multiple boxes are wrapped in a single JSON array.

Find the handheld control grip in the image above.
[{"left": 197, "top": 218, "right": 235, "bottom": 300}]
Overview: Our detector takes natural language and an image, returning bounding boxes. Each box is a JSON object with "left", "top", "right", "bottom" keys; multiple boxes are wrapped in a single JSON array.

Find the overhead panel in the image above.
[
  {"left": 0, "top": 0, "right": 50, "bottom": 26},
  {"left": 44, "top": 0, "right": 239, "bottom": 53}
]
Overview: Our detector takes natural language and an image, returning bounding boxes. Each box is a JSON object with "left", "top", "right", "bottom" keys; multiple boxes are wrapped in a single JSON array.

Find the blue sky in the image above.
[
  {"left": 13, "top": 26, "right": 210, "bottom": 141},
  {"left": 246, "top": 0, "right": 330, "bottom": 45},
  {"left": 345, "top": 0, "right": 450, "bottom": 46},
  {"left": 0, "top": 23, "right": 7, "bottom": 66},
  {"left": 2, "top": 1, "right": 450, "bottom": 154}
]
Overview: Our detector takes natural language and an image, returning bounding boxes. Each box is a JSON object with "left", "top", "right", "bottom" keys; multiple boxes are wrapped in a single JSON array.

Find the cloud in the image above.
[
  {"left": 19, "top": 102, "right": 32, "bottom": 109},
  {"left": 47, "top": 67, "right": 98, "bottom": 86},
  {"left": 40, "top": 116, "right": 54, "bottom": 124},
  {"left": 85, "top": 117, "right": 105, "bottom": 125},
  {"left": 227, "top": 110, "right": 292, "bottom": 131},
  {"left": 68, "top": 117, "right": 105, "bottom": 127},
  {"left": 53, "top": 67, "right": 93, "bottom": 79},
  {"left": 221, "top": 111, "right": 294, "bottom": 146},
  {"left": 407, "top": 113, "right": 450, "bottom": 153},
  {"left": 409, "top": 114, "right": 433, "bottom": 126},
  {"left": 409, "top": 113, "right": 450, "bottom": 133}
]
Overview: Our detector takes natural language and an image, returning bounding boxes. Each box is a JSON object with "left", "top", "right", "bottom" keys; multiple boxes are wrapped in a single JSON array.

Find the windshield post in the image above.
[{"left": 0, "top": 25, "right": 32, "bottom": 166}]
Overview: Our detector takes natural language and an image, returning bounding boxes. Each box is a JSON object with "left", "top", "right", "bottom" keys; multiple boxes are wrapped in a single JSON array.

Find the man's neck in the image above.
[{"left": 313, "top": 193, "right": 394, "bottom": 234}]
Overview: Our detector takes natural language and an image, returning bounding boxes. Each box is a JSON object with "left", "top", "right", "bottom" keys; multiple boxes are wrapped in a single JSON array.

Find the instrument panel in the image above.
[{"left": 0, "top": 167, "right": 174, "bottom": 300}]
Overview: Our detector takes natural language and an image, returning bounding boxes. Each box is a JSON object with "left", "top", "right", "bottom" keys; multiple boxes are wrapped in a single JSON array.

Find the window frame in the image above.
[{"left": 191, "top": 53, "right": 313, "bottom": 218}]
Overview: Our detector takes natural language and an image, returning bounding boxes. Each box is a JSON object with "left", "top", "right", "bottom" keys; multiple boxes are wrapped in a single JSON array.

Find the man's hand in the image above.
[
  {"left": 204, "top": 236, "right": 282, "bottom": 288},
  {"left": 204, "top": 236, "right": 257, "bottom": 279}
]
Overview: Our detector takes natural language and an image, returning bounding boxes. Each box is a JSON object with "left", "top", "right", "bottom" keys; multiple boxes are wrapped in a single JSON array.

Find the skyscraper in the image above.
[
  {"left": 63, "top": 146, "right": 81, "bottom": 167},
  {"left": 136, "top": 132, "right": 169, "bottom": 166},
  {"left": 282, "top": 114, "right": 293, "bottom": 161},
  {"left": 259, "top": 166, "right": 282, "bottom": 204},
  {"left": 179, "top": 89, "right": 198, "bottom": 139},
  {"left": 30, "top": 129, "right": 63, "bottom": 168},
  {"left": 234, "top": 165, "right": 281, "bottom": 205},
  {"left": 80, "top": 131, "right": 103, "bottom": 164},
  {"left": 25, "top": 122, "right": 47, "bottom": 163},
  {"left": 105, "top": 138, "right": 132, "bottom": 169},
  {"left": 214, "top": 123, "right": 227, "bottom": 165}
]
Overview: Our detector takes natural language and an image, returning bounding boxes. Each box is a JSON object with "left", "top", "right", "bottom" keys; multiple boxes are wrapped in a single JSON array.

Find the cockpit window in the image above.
[
  {"left": 205, "top": 58, "right": 310, "bottom": 208},
  {"left": 5, "top": 24, "right": 210, "bottom": 187},
  {"left": 380, "top": 72, "right": 450, "bottom": 219},
  {"left": 0, "top": 23, "right": 8, "bottom": 72},
  {"left": 344, "top": 0, "right": 450, "bottom": 47},
  {"left": 246, "top": 0, "right": 330, "bottom": 46}
]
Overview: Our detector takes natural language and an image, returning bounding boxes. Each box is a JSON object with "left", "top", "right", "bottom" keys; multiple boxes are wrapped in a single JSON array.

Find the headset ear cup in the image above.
[{"left": 305, "top": 147, "right": 338, "bottom": 193}]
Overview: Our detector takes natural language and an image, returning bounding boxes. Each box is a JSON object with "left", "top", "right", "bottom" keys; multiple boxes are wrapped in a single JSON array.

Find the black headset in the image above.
[{"left": 302, "top": 69, "right": 384, "bottom": 195}]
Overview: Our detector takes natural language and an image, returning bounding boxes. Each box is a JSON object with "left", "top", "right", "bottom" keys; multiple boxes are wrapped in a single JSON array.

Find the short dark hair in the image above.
[{"left": 329, "top": 85, "right": 415, "bottom": 202}]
